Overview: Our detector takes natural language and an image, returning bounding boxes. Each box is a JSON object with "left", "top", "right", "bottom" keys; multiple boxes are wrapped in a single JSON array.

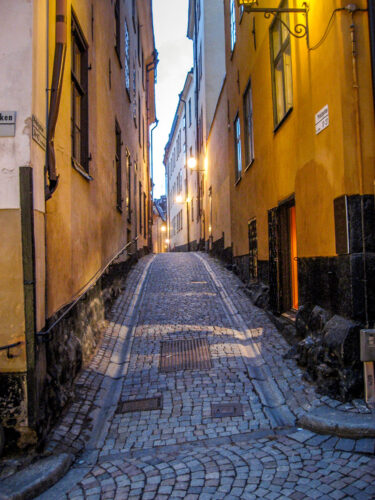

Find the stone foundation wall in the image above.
[{"left": 28, "top": 254, "right": 138, "bottom": 441}]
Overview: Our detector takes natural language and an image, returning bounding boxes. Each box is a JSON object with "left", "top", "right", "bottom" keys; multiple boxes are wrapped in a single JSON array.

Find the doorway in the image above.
[{"left": 268, "top": 199, "right": 298, "bottom": 313}]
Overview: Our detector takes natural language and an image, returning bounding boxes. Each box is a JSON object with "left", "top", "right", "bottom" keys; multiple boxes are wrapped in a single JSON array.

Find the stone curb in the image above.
[
  {"left": 0, "top": 452, "right": 73, "bottom": 500},
  {"left": 298, "top": 405, "right": 375, "bottom": 439}
]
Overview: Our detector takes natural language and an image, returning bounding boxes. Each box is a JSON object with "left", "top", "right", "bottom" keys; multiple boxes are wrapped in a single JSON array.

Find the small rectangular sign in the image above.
[
  {"left": 0, "top": 111, "right": 16, "bottom": 136},
  {"left": 32, "top": 115, "right": 46, "bottom": 151},
  {"left": 315, "top": 105, "right": 329, "bottom": 135},
  {"left": 0, "top": 111, "right": 16, "bottom": 124}
]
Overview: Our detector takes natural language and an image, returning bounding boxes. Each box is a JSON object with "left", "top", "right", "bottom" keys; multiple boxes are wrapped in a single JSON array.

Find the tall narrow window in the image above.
[
  {"left": 234, "top": 114, "right": 242, "bottom": 181},
  {"left": 115, "top": 121, "right": 122, "bottom": 211},
  {"left": 138, "top": 95, "right": 141, "bottom": 145},
  {"left": 126, "top": 151, "right": 131, "bottom": 222},
  {"left": 188, "top": 98, "right": 192, "bottom": 127},
  {"left": 243, "top": 81, "right": 254, "bottom": 167},
  {"left": 114, "top": 0, "right": 121, "bottom": 64},
  {"left": 270, "top": 1, "right": 293, "bottom": 127},
  {"left": 71, "top": 13, "right": 88, "bottom": 173},
  {"left": 124, "top": 20, "right": 130, "bottom": 96},
  {"left": 230, "top": 0, "right": 236, "bottom": 51}
]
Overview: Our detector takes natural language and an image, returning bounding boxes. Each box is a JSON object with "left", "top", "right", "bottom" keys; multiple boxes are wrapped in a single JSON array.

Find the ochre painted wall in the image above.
[
  {"left": 222, "top": 0, "right": 374, "bottom": 261},
  {"left": 0, "top": 210, "right": 26, "bottom": 372}
]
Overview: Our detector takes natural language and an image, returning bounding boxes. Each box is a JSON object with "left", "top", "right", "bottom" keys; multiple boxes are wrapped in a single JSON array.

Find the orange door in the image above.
[{"left": 289, "top": 205, "right": 298, "bottom": 310}]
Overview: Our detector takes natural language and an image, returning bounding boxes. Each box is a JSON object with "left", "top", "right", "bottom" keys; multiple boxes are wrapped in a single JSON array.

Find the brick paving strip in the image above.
[{"left": 28, "top": 253, "right": 375, "bottom": 499}]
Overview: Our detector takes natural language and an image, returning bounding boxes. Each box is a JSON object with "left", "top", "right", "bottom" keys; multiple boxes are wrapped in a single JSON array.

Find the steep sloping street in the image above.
[{"left": 30, "top": 253, "right": 375, "bottom": 500}]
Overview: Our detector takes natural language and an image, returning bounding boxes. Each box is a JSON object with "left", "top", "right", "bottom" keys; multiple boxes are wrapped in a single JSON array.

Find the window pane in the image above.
[
  {"left": 275, "top": 57, "right": 285, "bottom": 123},
  {"left": 283, "top": 43, "right": 293, "bottom": 111},
  {"left": 74, "top": 126, "right": 81, "bottom": 162},
  {"left": 281, "top": 13, "right": 289, "bottom": 44},
  {"left": 272, "top": 24, "right": 281, "bottom": 58}
]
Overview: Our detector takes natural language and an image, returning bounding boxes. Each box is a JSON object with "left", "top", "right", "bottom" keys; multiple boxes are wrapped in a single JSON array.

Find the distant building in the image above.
[
  {"left": 0, "top": 0, "right": 156, "bottom": 447},
  {"left": 164, "top": 70, "right": 200, "bottom": 251},
  {"left": 152, "top": 196, "right": 167, "bottom": 253}
]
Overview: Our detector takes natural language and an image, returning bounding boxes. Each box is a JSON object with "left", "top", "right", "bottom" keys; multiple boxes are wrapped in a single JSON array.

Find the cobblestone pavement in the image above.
[{"left": 38, "top": 253, "right": 375, "bottom": 500}]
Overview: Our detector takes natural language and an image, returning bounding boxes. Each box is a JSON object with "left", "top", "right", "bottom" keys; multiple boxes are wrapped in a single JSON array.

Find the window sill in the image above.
[
  {"left": 244, "top": 158, "right": 254, "bottom": 173},
  {"left": 234, "top": 175, "right": 242, "bottom": 186},
  {"left": 72, "top": 158, "right": 93, "bottom": 181},
  {"left": 273, "top": 107, "right": 293, "bottom": 134}
]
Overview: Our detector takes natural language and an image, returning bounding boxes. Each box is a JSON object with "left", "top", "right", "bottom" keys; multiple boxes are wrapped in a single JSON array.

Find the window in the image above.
[
  {"left": 234, "top": 114, "right": 242, "bottom": 181},
  {"left": 114, "top": 0, "right": 121, "bottom": 65},
  {"left": 188, "top": 98, "right": 192, "bottom": 127},
  {"left": 138, "top": 95, "right": 141, "bottom": 145},
  {"left": 126, "top": 150, "right": 131, "bottom": 222},
  {"left": 133, "top": 60, "right": 137, "bottom": 125},
  {"left": 243, "top": 81, "right": 254, "bottom": 167},
  {"left": 230, "top": 0, "right": 236, "bottom": 52},
  {"left": 115, "top": 121, "right": 122, "bottom": 211},
  {"left": 132, "top": 0, "right": 136, "bottom": 31},
  {"left": 124, "top": 20, "right": 130, "bottom": 95},
  {"left": 270, "top": 1, "right": 293, "bottom": 127},
  {"left": 71, "top": 13, "right": 89, "bottom": 173}
]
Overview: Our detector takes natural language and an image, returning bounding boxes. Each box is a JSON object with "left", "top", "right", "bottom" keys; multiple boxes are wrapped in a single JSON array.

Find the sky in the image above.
[{"left": 152, "top": 0, "right": 193, "bottom": 199}]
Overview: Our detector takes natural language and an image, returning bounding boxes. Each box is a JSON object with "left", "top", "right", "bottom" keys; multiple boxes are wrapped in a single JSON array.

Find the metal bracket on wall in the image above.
[{"left": 0, "top": 341, "right": 23, "bottom": 359}]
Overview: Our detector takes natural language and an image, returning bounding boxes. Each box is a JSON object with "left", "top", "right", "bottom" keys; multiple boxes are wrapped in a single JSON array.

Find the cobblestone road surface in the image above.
[{"left": 38, "top": 253, "right": 375, "bottom": 500}]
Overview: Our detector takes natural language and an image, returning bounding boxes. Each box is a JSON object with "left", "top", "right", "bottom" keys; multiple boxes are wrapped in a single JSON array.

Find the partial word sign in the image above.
[
  {"left": 315, "top": 105, "right": 329, "bottom": 135},
  {"left": 0, "top": 111, "right": 16, "bottom": 137}
]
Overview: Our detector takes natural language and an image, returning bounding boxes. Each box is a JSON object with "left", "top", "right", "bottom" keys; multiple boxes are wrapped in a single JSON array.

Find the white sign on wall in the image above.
[
  {"left": 0, "top": 111, "right": 16, "bottom": 137},
  {"left": 315, "top": 105, "right": 329, "bottom": 135}
]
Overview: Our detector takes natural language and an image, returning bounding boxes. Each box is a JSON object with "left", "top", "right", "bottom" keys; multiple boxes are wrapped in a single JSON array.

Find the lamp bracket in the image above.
[{"left": 242, "top": 3, "right": 309, "bottom": 44}]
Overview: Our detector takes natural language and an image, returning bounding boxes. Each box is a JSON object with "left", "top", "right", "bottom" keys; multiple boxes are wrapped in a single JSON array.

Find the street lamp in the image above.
[
  {"left": 176, "top": 194, "right": 184, "bottom": 204},
  {"left": 236, "top": 0, "right": 309, "bottom": 45}
]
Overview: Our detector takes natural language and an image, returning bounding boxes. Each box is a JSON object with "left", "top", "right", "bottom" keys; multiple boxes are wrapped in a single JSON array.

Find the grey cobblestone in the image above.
[{"left": 35, "top": 253, "right": 375, "bottom": 500}]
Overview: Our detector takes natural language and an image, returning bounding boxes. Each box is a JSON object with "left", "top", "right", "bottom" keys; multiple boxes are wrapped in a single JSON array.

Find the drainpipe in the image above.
[
  {"left": 348, "top": 5, "right": 369, "bottom": 326},
  {"left": 45, "top": 0, "right": 67, "bottom": 200}
]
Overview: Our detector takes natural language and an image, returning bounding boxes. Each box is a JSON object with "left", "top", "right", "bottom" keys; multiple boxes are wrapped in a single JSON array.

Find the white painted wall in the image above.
[{"left": 0, "top": 0, "right": 34, "bottom": 209}]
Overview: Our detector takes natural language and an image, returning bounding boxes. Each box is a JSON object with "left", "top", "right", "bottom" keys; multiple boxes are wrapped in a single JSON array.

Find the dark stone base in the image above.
[
  {"left": 210, "top": 235, "right": 233, "bottom": 265},
  {"left": 173, "top": 241, "right": 198, "bottom": 253},
  {"left": 0, "top": 373, "right": 35, "bottom": 450},
  {"left": 32, "top": 253, "right": 138, "bottom": 446},
  {"left": 289, "top": 305, "right": 364, "bottom": 401},
  {"left": 298, "top": 252, "right": 375, "bottom": 324}
]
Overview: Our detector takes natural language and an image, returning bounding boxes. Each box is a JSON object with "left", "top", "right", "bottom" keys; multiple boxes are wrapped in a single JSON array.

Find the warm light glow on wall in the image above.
[
  {"left": 204, "top": 156, "right": 208, "bottom": 171},
  {"left": 176, "top": 195, "right": 183, "bottom": 203},
  {"left": 187, "top": 157, "right": 197, "bottom": 169}
]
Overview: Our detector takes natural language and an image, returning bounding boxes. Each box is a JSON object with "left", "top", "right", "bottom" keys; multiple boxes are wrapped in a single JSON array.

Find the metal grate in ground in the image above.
[
  {"left": 116, "top": 397, "right": 162, "bottom": 414},
  {"left": 160, "top": 338, "right": 212, "bottom": 372}
]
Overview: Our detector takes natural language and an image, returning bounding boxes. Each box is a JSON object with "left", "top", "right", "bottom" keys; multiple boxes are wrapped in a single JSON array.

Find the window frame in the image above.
[
  {"left": 71, "top": 12, "right": 89, "bottom": 178},
  {"left": 230, "top": 0, "right": 236, "bottom": 52},
  {"left": 114, "top": 0, "right": 122, "bottom": 67},
  {"left": 124, "top": 19, "right": 130, "bottom": 99},
  {"left": 115, "top": 120, "right": 122, "bottom": 212},
  {"left": 243, "top": 79, "right": 255, "bottom": 170},
  {"left": 269, "top": 1, "right": 293, "bottom": 129},
  {"left": 234, "top": 113, "right": 242, "bottom": 183}
]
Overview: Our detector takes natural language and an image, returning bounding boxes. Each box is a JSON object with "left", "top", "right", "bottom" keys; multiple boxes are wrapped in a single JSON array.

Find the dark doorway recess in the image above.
[{"left": 268, "top": 197, "right": 298, "bottom": 314}]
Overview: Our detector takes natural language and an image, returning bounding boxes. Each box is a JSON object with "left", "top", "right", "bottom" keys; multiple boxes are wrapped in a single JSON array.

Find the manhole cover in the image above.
[
  {"left": 160, "top": 338, "right": 212, "bottom": 372},
  {"left": 116, "top": 397, "right": 162, "bottom": 414},
  {"left": 211, "top": 403, "right": 243, "bottom": 418}
]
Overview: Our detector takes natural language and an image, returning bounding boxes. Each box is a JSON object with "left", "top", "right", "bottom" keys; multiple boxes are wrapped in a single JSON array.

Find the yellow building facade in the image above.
[
  {"left": 0, "top": 0, "right": 156, "bottom": 447},
  {"left": 205, "top": 0, "right": 374, "bottom": 320}
]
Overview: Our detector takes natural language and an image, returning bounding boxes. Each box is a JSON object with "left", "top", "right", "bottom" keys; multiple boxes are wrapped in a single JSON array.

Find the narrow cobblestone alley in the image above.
[{"left": 37, "top": 253, "right": 375, "bottom": 500}]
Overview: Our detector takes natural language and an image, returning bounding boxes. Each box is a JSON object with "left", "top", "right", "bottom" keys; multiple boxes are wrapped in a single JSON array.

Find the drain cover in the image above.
[
  {"left": 116, "top": 397, "right": 162, "bottom": 414},
  {"left": 211, "top": 403, "right": 243, "bottom": 418},
  {"left": 160, "top": 338, "right": 212, "bottom": 372}
]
